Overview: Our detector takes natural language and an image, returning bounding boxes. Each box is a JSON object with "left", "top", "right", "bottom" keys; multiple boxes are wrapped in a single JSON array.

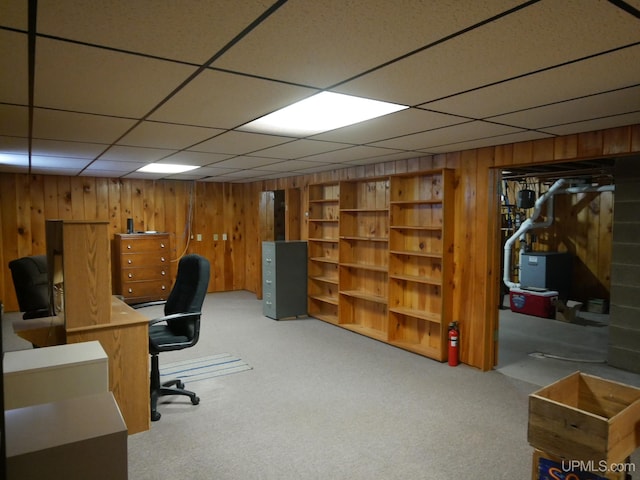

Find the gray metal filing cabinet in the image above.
[{"left": 262, "top": 241, "right": 308, "bottom": 319}]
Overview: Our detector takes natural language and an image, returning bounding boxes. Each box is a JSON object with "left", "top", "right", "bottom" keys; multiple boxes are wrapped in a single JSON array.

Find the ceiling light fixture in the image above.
[
  {"left": 240, "top": 92, "right": 408, "bottom": 136},
  {"left": 138, "top": 163, "right": 200, "bottom": 174}
]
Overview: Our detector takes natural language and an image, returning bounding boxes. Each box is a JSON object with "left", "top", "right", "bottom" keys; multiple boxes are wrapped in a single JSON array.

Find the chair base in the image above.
[{"left": 150, "top": 355, "right": 200, "bottom": 421}]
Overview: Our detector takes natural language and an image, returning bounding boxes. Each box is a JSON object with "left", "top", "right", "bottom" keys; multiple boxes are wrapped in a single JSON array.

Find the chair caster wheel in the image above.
[
  {"left": 192, "top": 396, "right": 200, "bottom": 405},
  {"left": 151, "top": 411, "right": 161, "bottom": 421}
]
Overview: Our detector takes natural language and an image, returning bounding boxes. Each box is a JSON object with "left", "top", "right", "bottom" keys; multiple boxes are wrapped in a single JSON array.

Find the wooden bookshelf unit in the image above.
[
  {"left": 307, "top": 170, "right": 455, "bottom": 362},
  {"left": 307, "top": 182, "right": 340, "bottom": 324}
]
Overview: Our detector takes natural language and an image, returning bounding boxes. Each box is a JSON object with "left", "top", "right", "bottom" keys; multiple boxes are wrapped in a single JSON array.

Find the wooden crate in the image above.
[
  {"left": 528, "top": 371, "right": 640, "bottom": 465},
  {"left": 531, "top": 449, "right": 629, "bottom": 480}
]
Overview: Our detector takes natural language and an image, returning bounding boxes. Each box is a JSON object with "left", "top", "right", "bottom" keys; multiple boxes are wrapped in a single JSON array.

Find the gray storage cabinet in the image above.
[
  {"left": 262, "top": 241, "right": 308, "bottom": 319},
  {"left": 520, "top": 251, "right": 572, "bottom": 300}
]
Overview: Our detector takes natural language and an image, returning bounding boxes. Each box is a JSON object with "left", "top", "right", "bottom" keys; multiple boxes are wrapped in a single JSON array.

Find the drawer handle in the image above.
[
  {"left": 266, "top": 280, "right": 272, "bottom": 285},
  {"left": 266, "top": 301, "right": 272, "bottom": 306},
  {"left": 128, "top": 259, "right": 132, "bottom": 264},
  {"left": 161, "top": 285, "right": 166, "bottom": 290},
  {"left": 128, "top": 288, "right": 133, "bottom": 293},
  {"left": 161, "top": 257, "right": 165, "bottom": 262},
  {"left": 161, "top": 270, "right": 166, "bottom": 276},
  {"left": 265, "top": 257, "right": 272, "bottom": 263},
  {"left": 127, "top": 244, "right": 132, "bottom": 249},
  {"left": 160, "top": 243, "right": 165, "bottom": 248},
  {"left": 128, "top": 273, "right": 133, "bottom": 278}
]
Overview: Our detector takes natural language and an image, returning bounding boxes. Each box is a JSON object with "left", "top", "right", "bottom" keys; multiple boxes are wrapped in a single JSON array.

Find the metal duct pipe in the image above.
[
  {"left": 502, "top": 180, "right": 615, "bottom": 290},
  {"left": 503, "top": 179, "right": 567, "bottom": 289}
]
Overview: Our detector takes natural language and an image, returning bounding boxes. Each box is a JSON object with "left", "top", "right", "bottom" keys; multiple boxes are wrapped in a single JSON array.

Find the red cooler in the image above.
[{"left": 509, "top": 287, "right": 558, "bottom": 319}]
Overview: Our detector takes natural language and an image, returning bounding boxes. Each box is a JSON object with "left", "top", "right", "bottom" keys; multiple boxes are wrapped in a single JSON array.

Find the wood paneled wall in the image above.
[
  {"left": 0, "top": 176, "right": 246, "bottom": 311},
  {"left": 2, "top": 124, "right": 639, "bottom": 371}
]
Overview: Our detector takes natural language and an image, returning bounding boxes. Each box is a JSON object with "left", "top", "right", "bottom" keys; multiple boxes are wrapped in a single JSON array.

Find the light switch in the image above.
[
  {"left": 196, "top": 234, "right": 202, "bottom": 241},
  {"left": 214, "top": 233, "right": 219, "bottom": 241},
  {"left": 222, "top": 233, "right": 228, "bottom": 241}
]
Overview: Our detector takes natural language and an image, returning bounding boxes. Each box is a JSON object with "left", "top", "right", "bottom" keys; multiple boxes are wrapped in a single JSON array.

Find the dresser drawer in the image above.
[
  {"left": 121, "top": 252, "right": 169, "bottom": 268},
  {"left": 120, "top": 265, "right": 169, "bottom": 282},
  {"left": 121, "top": 280, "right": 170, "bottom": 299},
  {"left": 118, "top": 235, "right": 169, "bottom": 253}
]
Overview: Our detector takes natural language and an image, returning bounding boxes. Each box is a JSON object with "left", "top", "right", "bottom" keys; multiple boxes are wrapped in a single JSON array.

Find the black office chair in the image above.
[
  {"left": 8, "top": 255, "right": 51, "bottom": 320},
  {"left": 147, "top": 254, "right": 210, "bottom": 421}
]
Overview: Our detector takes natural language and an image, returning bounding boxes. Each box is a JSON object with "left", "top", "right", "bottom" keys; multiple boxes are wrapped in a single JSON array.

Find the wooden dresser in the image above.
[{"left": 114, "top": 233, "right": 171, "bottom": 305}]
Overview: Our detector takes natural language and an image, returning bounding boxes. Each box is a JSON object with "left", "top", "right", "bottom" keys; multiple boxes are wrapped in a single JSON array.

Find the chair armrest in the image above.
[
  {"left": 131, "top": 300, "right": 167, "bottom": 310},
  {"left": 148, "top": 311, "right": 201, "bottom": 327}
]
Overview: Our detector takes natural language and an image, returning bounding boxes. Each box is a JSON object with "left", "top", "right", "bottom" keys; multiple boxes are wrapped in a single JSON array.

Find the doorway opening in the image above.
[{"left": 491, "top": 158, "right": 637, "bottom": 386}]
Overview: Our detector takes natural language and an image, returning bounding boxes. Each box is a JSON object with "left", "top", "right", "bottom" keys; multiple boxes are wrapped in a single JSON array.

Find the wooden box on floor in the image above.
[
  {"left": 531, "top": 448, "right": 628, "bottom": 480},
  {"left": 528, "top": 371, "right": 640, "bottom": 466}
]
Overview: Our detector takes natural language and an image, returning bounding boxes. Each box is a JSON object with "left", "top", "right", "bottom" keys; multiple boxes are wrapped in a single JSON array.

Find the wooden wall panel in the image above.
[
  {"left": 1, "top": 124, "right": 639, "bottom": 372},
  {"left": 0, "top": 175, "right": 244, "bottom": 313}
]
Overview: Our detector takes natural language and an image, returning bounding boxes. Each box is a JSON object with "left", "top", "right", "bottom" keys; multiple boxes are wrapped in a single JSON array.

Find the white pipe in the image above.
[
  {"left": 502, "top": 181, "right": 615, "bottom": 290},
  {"left": 503, "top": 179, "right": 567, "bottom": 289}
]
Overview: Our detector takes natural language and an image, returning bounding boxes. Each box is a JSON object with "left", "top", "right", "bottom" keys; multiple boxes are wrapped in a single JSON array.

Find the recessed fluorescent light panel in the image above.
[
  {"left": 241, "top": 92, "right": 409, "bottom": 136},
  {"left": 138, "top": 163, "right": 199, "bottom": 174}
]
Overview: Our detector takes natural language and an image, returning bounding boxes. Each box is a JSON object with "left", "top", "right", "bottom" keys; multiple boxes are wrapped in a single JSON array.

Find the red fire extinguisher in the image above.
[{"left": 448, "top": 321, "right": 459, "bottom": 367}]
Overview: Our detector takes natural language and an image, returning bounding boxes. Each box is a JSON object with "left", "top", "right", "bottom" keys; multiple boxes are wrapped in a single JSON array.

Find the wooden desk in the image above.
[{"left": 14, "top": 296, "right": 150, "bottom": 434}]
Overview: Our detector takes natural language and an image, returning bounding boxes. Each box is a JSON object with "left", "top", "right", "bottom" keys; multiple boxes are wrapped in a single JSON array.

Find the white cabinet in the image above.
[{"left": 3, "top": 341, "right": 108, "bottom": 409}]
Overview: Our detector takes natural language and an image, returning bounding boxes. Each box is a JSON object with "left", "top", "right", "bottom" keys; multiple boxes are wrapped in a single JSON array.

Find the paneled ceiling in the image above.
[{"left": 1, "top": 0, "right": 639, "bottom": 182}]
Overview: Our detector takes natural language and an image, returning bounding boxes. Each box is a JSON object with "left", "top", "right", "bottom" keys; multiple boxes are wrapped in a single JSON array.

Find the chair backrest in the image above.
[
  {"left": 164, "top": 254, "right": 210, "bottom": 339},
  {"left": 8, "top": 255, "right": 51, "bottom": 319}
]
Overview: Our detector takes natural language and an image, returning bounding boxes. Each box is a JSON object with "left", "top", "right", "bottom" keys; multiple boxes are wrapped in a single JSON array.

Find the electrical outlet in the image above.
[
  {"left": 196, "top": 233, "right": 202, "bottom": 241},
  {"left": 213, "top": 233, "right": 219, "bottom": 241},
  {"left": 222, "top": 233, "right": 228, "bottom": 241}
]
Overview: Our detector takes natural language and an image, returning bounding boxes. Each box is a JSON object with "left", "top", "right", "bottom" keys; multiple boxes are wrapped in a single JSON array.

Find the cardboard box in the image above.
[
  {"left": 510, "top": 287, "right": 558, "bottom": 319},
  {"left": 531, "top": 449, "right": 628, "bottom": 480},
  {"left": 528, "top": 372, "right": 640, "bottom": 465}
]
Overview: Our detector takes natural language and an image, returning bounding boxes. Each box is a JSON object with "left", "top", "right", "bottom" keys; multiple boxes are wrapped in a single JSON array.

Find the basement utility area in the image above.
[{"left": 496, "top": 156, "right": 640, "bottom": 387}]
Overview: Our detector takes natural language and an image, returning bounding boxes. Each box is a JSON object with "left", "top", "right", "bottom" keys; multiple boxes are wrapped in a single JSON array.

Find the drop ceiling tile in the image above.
[
  {"left": 334, "top": 1, "right": 640, "bottom": 106},
  {"left": 0, "top": 105, "right": 28, "bottom": 137},
  {"left": 191, "top": 166, "right": 240, "bottom": 177},
  {"left": 254, "top": 139, "right": 350, "bottom": 159},
  {"left": 33, "top": 139, "right": 107, "bottom": 158},
  {"left": 83, "top": 160, "right": 146, "bottom": 173},
  {"left": 345, "top": 151, "right": 422, "bottom": 165},
  {"left": 101, "top": 145, "right": 177, "bottom": 162},
  {"left": 1, "top": 31, "right": 28, "bottom": 104},
  {"left": 258, "top": 159, "right": 331, "bottom": 172},
  {"left": 0, "top": 136, "right": 28, "bottom": 154},
  {"left": 165, "top": 172, "right": 210, "bottom": 181},
  {"left": 0, "top": 0, "right": 28, "bottom": 29},
  {"left": 79, "top": 169, "right": 127, "bottom": 178},
  {"left": 489, "top": 85, "right": 640, "bottom": 129},
  {"left": 35, "top": 38, "right": 199, "bottom": 118},
  {"left": 188, "top": 131, "right": 294, "bottom": 155},
  {"left": 161, "top": 151, "right": 234, "bottom": 166},
  {"left": 215, "top": 0, "right": 521, "bottom": 87},
  {"left": 33, "top": 109, "right": 137, "bottom": 144},
  {"left": 36, "top": 0, "right": 275, "bottom": 64},
  {"left": 372, "top": 121, "right": 522, "bottom": 151},
  {"left": 0, "top": 152, "right": 28, "bottom": 170},
  {"left": 212, "top": 156, "right": 283, "bottom": 169},
  {"left": 30, "top": 156, "right": 92, "bottom": 175},
  {"left": 425, "top": 130, "right": 554, "bottom": 154},
  {"left": 312, "top": 108, "right": 467, "bottom": 144},
  {"left": 149, "top": 70, "right": 317, "bottom": 129},
  {"left": 423, "top": 46, "right": 640, "bottom": 119},
  {"left": 302, "top": 145, "right": 404, "bottom": 164},
  {"left": 117, "top": 121, "right": 223, "bottom": 149},
  {"left": 218, "top": 169, "right": 276, "bottom": 180},
  {"left": 540, "top": 111, "right": 640, "bottom": 137}
]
